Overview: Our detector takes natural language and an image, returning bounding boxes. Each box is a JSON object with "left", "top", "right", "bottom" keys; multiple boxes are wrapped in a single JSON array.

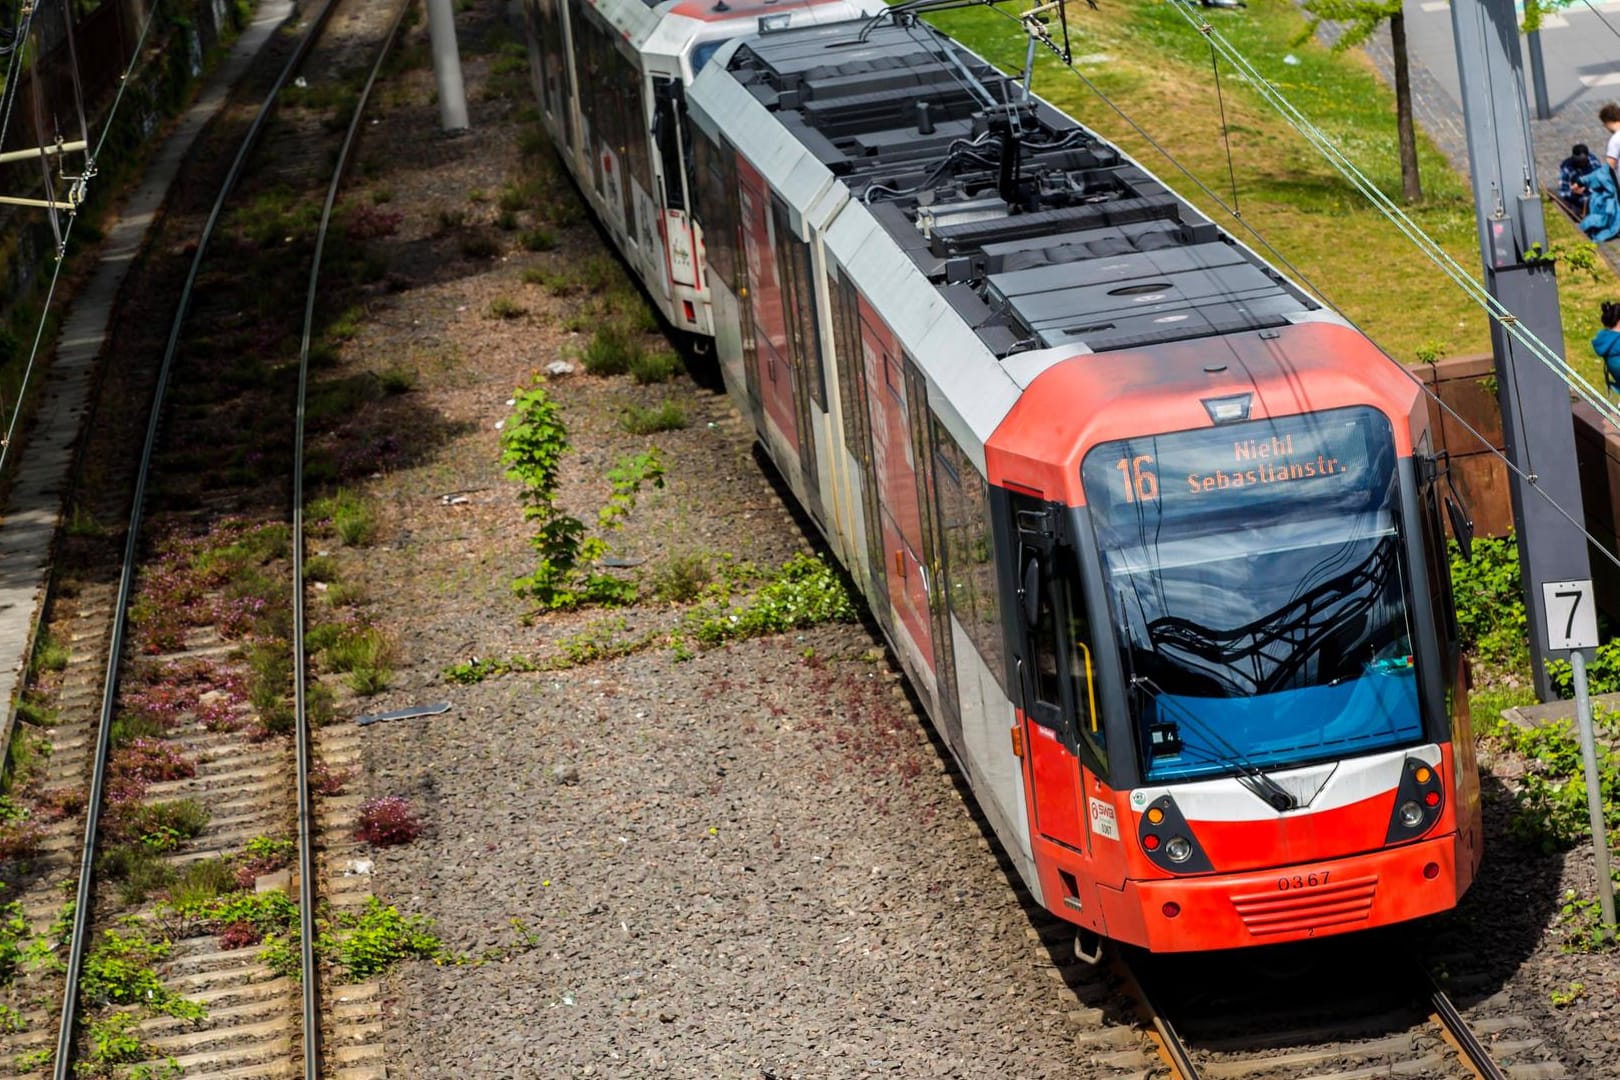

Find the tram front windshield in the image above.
[{"left": 1081, "top": 407, "right": 1423, "bottom": 784}]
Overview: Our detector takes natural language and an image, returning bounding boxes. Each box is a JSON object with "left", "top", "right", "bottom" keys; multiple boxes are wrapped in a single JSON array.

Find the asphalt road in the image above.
[{"left": 1402, "top": 0, "right": 1620, "bottom": 129}]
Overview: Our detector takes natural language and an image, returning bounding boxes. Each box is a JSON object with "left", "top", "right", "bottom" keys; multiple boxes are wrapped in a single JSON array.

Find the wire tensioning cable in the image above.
[
  {"left": 1000, "top": 2, "right": 1620, "bottom": 581},
  {"left": 1166, "top": 1, "right": 1620, "bottom": 434},
  {"left": 0, "top": 0, "right": 162, "bottom": 480},
  {"left": 1578, "top": 0, "right": 1620, "bottom": 42}
]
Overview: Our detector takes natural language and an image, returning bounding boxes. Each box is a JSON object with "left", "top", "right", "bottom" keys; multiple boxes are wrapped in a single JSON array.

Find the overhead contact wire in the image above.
[
  {"left": 1165, "top": 3, "right": 1620, "bottom": 431},
  {"left": 995, "top": 5, "right": 1620, "bottom": 579},
  {"left": 0, "top": 0, "right": 162, "bottom": 479}
]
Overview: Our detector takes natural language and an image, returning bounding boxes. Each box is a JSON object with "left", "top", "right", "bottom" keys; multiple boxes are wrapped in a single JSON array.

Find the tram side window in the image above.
[
  {"left": 570, "top": 0, "right": 601, "bottom": 135},
  {"left": 652, "top": 78, "right": 687, "bottom": 211},
  {"left": 1028, "top": 556, "right": 1064, "bottom": 712},
  {"left": 828, "top": 269, "right": 865, "bottom": 455},
  {"left": 933, "top": 422, "right": 1005, "bottom": 693},
  {"left": 620, "top": 62, "right": 652, "bottom": 198},
  {"left": 690, "top": 125, "right": 740, "bottom": 290},
  {"left": 771, "top": 197, "right": 824, "bottom": 409},
  {"left": 1419, "top": 471, "right": 1459, "bottom": 677}
]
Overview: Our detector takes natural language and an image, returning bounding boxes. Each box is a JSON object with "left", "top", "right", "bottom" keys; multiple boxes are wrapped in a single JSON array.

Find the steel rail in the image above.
[
  {"left": 292, "top": 0, "right": 414, "bottom": 1075},
  {"left": 1114, "top": 952, "right": 1202, "bottom": 1080},
  {"left": 1426, "top": 971, "right": 1509, "bottom": 1080},
  {"left": 51, "top": 0, "right": 347, "bottom": 1074}
]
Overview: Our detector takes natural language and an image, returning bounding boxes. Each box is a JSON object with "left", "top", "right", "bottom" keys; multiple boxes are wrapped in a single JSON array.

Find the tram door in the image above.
[{"left": 1011, "top": 493, "right": 1092, "bottom": 856}]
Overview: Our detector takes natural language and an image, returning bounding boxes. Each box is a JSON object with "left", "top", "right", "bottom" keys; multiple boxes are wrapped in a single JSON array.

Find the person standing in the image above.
[
  {"left": 1603, "top": 102, "right": 1620, "bottom": 177},
  {"left": 1594, "top": 301, "right": 1620, "bottom": 399}
]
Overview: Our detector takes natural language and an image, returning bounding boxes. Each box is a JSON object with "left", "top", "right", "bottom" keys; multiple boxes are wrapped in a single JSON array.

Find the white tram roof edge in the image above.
[{"left": 691, "top": 33, "right": 1027, "bottom": 472}]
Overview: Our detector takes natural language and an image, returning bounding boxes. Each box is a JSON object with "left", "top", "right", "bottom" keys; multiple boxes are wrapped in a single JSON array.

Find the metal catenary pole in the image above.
[
  {"left": 1450, "top": 0, "right": 1593, "bottom": 702},
  {"left": 424, "top": 0, "right": 469, "bottom": 133}
]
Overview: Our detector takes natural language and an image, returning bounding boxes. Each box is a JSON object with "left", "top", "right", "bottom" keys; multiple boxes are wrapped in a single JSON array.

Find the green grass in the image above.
[
  {"left": 629, "top": 348, "right": 682, "bottom": 385},
  {"left": 621, "top": 401, "right": 688, "bottom": 434},
  {"left": 581, "top": 325, "right": 642, "bottom": 376},
  {"left": 927, "top": 0, "right": 1597, "bottom": 367},
  {"left": 308, "top": 489, "right": 378, "bottom": 546}
]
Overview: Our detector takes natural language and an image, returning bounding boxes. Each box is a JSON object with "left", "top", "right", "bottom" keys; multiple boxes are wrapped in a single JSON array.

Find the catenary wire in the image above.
[
  {"left": 0, "top": 0, "right": 161, "bottom": 478},
  {"left": 985, "top": 3, "right": 1620, "bottom": 580},
  {"left": 1167, "top": 1, "right": 1620, "bottom": 430},
  {"left": 1577, "top": 0, "right": 1620, "bottom": 41}
]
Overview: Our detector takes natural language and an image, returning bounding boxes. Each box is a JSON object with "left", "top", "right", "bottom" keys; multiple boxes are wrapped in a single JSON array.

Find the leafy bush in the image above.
[
  {"left": 309, "top": 490, "right": 377, "bottom": 546},
  {"left": 1550, "top": 638, "right": 1620, "bottom": 697},
  {"left": 234, "top": 835, "right": 296, "bottom": 888},
  {"left": 1448, "top": 536, "right": 1528, "bottom": 670},
  {"left": 679, "top": 553, "right": 858, "bottom": 652},
  {"left": 523, "top": 265, "right": 573, "bottom": 293},
  {"left": 163, "top": 858, "right": 238, "bottom": 908},
  {"left": 167, "top": 889, "right": 298, "bottom": 949},
  {"left": 651, "top": 552, "right": 712, "bottom": 604},
  {"left": 124, "top": 799, "right": 209, "bottom": 853},
  {"left": 356, "top": 796, "right": 423, "bottom": 847},
  {"left": 502, "top": 385, "right": 664, "bottom": 610},
  {"left": 580, "top": 325, "right": 640, "bottom": 376},
  {"left": 30, "top": 632, "right": 69, "bottom": 674},
  {"left": 99, "top": 844, "right": 174, "bottom": 903},
  {"left": 0, "top": 899, "right": 26, "bottom": 983},
  {"left": 520, "top": 228, "right": 556, "bottom": 251},
  {"left": 1498, "top": 709, "right": 1620, "bottom": 851},
  {"left": 81, "top": 928, "right": 206, "bottom": 1020},
  {"left": 322, "top": 624, "right": 394, "bottom": 695}
]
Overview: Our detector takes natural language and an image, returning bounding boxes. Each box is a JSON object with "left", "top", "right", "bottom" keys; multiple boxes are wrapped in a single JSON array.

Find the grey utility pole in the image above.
[
  {"left": 425, "top": 0, "right": 470, "bottom": 133},
  {"left": 1450, "top": 0, "right": 1592, "bottom": 701}
]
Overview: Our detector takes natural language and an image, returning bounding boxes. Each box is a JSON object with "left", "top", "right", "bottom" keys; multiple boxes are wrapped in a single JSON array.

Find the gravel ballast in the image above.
[{"left": 300, "top": 3, "right": 1620, "bottom": 1076}]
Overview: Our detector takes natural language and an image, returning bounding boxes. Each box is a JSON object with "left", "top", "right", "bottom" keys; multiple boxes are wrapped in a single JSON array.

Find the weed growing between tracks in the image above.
[
  {"left": 441, "top": 551, "right": 860, "bottom": 683},
  {"left": 501, "top": 383, "right": 665, "bottom": 611},
  {"left": 256, "top": 897, "right": 544, "bottom": 984}
]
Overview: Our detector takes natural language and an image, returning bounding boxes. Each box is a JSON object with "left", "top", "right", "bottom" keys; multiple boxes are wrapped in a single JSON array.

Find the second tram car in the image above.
[{"left": 524, "top": 3, "right": 1483, "bottom": 953}]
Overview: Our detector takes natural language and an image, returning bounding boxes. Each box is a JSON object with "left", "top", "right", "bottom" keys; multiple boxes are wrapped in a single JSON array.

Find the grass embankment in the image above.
[{"left": 931, "top": 0, "right": 1615, "bottom": 394}]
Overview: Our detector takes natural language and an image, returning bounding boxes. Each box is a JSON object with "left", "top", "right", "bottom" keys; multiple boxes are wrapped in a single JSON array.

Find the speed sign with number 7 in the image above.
[{"left": 1541, "top": 579, "right": 1599, "bottom": 652}]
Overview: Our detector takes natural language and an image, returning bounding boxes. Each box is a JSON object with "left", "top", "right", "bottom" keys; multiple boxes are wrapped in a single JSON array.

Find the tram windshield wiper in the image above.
[{"left": 1131, "top": 676, "right": 1297, "bottom": 812}]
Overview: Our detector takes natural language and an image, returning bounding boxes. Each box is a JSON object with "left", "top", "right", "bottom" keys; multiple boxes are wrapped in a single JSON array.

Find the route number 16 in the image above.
[{"left": 1115, "top": 455, "right": 1158, "bottom": 503}]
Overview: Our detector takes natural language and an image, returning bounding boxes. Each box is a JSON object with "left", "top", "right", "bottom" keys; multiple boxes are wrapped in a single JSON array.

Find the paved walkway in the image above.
[
  {"left": 0, "top": 0, "right": 296, "bottom": 757},
  {"left": 1361, "top": 23, "right": 1616, "bottom": 244}
]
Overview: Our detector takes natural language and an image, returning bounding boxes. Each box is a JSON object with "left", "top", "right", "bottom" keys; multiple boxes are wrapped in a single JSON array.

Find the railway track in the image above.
[
  {"left": 0, "top": 0, "right": 410, "bottom": 1075},
  {"left": 1118, "top": 933, "right": 1568, "bottom": 1080}
]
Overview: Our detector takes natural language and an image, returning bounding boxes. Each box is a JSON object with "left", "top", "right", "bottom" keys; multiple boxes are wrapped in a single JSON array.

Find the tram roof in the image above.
[{"left": 723, "top": 21, "right": 1320, "bottom": 358}]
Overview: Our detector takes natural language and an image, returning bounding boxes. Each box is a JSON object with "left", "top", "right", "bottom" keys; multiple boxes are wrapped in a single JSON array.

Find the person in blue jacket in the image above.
[
  {"left": 1575, "top": 164, "right": 1620, "bottom": 242},
  {"left": 1595, "top": 301, "right": 1620, "bottom": 398}
]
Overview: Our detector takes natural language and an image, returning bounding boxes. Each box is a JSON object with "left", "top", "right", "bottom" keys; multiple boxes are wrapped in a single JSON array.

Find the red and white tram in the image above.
[{"left": 524, "top": 5, "right": 1483, "bottom": 952}]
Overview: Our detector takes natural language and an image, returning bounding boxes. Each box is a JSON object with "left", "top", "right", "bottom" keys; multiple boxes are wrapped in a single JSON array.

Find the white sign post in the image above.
[{"left": 1541, "top": 580, "right": 1615, "bottom": 940}]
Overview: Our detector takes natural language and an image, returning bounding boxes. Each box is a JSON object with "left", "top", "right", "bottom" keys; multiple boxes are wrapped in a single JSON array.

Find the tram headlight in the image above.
[
  {"left": 1164, "top": 835, "right": 1193, "bottom": 863},
  {"left": 1398, "top": 800, "right": 1424, "bottom": 828}
]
